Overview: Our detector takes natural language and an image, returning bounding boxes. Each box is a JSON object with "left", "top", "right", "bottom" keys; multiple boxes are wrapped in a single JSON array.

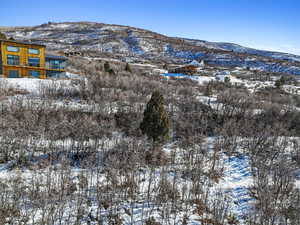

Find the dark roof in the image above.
[
  {"left": 46, "top": 54, "right": 67, "bottom": 60},
  {"left": 0, "top": 39, "right": 46, "bottom": 47}
]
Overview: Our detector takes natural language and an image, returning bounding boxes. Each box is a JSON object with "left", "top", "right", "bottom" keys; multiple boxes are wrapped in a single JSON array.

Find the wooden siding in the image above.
[
  {"left": 169, "top": 65, "right": 198, "bottom": 75},
  {"left": 0, "top": 40, "right": 46, "bottom": 78}
]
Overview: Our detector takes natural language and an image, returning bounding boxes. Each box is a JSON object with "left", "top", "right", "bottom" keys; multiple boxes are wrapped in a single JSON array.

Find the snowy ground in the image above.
[
  {"left": 160, "top": 72, "right": 276, "bottom": 92},
  {"left": 221, "top": 155, "right": 254, "bottom": 218},
  {"left": 0, "top": 77, "right": 74, "bottom": 95},
  {"left": 0, "top": 75, "right": 299, "bottom": 224},
  {"left": 161, "top": 73, "right": 215, "bottom": 85}
]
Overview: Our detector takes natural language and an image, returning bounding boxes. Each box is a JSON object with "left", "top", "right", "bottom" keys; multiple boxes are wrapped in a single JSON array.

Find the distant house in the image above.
[
  {"left": 169, "top": 60, "right": 204, "bottom": 75},
  {"left": 169, "top": 65, "right": 198, "bottom": 75},
  {"left": 190, "top": 59, "right": 205, "bottom": 68},
  {"left": 0, "top": 39, "right": 66, "bottom": 78}
]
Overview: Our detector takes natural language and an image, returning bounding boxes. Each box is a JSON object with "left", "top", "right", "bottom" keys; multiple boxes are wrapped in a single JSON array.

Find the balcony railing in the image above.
[
  {"left": 5, "top": 58, "right": 65, "bottom": 70},
  {"left": 28, "top": 63, "right": 40, "bottom": 67},
  {"left": 5, "top": 62, "right": 43, "bottom": 68},
  {"left": 46, "top": 65, "right": 65, "bottom": 70}
]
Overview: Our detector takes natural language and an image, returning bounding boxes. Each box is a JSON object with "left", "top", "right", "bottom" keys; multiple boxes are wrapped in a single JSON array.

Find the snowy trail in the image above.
[{"left": 221, "top": 155, "right": 254, "bottom": 219}]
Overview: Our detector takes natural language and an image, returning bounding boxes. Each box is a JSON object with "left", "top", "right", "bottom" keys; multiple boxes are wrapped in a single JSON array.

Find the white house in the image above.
[{"left": 189, "top": 60, "right": 205, "bottom": 68}]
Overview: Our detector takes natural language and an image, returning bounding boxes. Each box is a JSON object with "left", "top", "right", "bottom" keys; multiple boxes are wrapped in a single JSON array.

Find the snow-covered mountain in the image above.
[
  {"left": 2, "top": 21, "right": 300, "bottom": 75},
  {"left": 183, "top": 38, "right": 300, "bottom": 63}
]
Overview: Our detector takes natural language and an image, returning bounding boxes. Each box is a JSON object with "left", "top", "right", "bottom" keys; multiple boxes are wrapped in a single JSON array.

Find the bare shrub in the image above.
[{"left": 145, "top": 217, "right": 162, "bottom": 225}]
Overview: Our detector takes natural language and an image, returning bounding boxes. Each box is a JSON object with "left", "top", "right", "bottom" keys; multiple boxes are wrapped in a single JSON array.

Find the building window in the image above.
[
  {"left": 7, "top": 55, "right": 20, "bottom": 65},
  {"left": 46, "top": 59, "right": 65, "bottom": 69},
  {"left": 8, "top": 70, "right": 20, "bottom": 78},
  {"left": 7, "top": 46, "right": 20, "bottom": 52},
  {"left": 46, "top": 70, "right": 65, "bottom": 78},
  {"left": 53, "top": 60, "right": 60, "bottom": 69},
  {"left": 28, "top": 70, "right": 40, "bottom": 78},
  {"left": 28, "top": 48, "right": 40, "bottom": 54},
  {"left": 28, "top": 57, "right": 40, "bottom": 67}
]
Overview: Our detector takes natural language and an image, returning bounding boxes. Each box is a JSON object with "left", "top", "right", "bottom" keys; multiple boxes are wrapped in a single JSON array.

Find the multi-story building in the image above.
[{"left": 0, "top": 39, "right": 66, "bottom": 78}]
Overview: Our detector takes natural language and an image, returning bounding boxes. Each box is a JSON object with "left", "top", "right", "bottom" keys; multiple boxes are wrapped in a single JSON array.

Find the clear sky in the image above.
[{"left": 1, "top": 0, "right": 299, "bottom": 55}]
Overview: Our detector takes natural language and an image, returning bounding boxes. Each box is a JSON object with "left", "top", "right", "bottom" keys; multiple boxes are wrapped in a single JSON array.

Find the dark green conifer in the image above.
[
  {"left": 104, "top": 61, "right": 110, "bottom": 72},
  {"left": 275, "top": 76, "right": 285, "bottom": 89},
  {"left": 163, "top": 64, "right": 168, "bottom": 70},
  {"left": 224, "top": 76, "right": 231, "bottom": 84},
  {"left": 204, "top": 82, "right": 213, "bottom": 96},
  {"left": 140, "top": 91, "right": 170, "bottom": 143},
  {"left": 0, "top": 32, "right": 7, "bottom": 40},
  {"left": 125, "top": 63, "right": 132, "bottom": 73},
  {"left": 104, "top": 61, "right": 116, "bottom": 75}
]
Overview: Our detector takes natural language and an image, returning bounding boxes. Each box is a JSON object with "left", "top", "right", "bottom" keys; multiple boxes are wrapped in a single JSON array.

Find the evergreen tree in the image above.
[
  {"left": 104, "top": 61, "right": 110, "bottom": 72},
  {"left": 224, "top": 76, "right": 231, "bottom": 84},
  {"left": 140, "top": 91, "right": 170, "bottom": 143},
  {"left": 0, "top": 32, "right": 7, "bottom": 40},
  {"left": 275, "top": 79, "right": 282, "bottom": 89},
  {"left": 125, "top": 63, "right": 132, "bottom": 73},
  {"left": 275, "top": 76, "right": 285, "bottom": 89},
  {"left": 108, "top": 68, "right": 115, "bottom": 75},
  {"left": 104, "top": 61, "right": 116, "bottom": 75},
  {"left": 204, "top": 82, "right": 213, "bottom": 96}
]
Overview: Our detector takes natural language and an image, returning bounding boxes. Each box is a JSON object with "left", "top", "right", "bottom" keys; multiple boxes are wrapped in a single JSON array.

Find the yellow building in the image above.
[{"left": 0, "top": 39, "right": 66, "bottom": 78}]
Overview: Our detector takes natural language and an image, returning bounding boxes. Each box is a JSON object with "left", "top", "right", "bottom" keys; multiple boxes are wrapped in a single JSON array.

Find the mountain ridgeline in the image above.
[{"left": 2, "top": 21, "right": 300, "bottom": 75}]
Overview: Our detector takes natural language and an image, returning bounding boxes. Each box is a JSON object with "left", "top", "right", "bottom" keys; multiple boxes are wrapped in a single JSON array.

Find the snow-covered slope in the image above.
[
  {"left": 2, "top": 21, "right": 300, "bottom": 75},
  {"left": 183, "top": 39, "right": 300, "bottom": 63}
]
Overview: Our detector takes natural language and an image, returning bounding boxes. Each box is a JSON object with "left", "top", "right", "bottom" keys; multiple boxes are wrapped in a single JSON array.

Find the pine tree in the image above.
[
  {"left": 140, "top": 91, "right": 170, "bottom": 143},
  {"left": 204, "top": 82, "right": 213, "bottom": 96},
  {"left": 104, "top": 61, "right": 110, "bottom": 72},
  {"left": 104, "top": 61, "right": 115, "bottom": 75},
  {"left": 125, "top": 63, "right": 132, "bottom": 73},
  {"left": 275, "top": 76, "right": 285, "bottom": 89},
  {"left": 0, "top": 32, "right": 7, "bottom": 40},
  {"left": 275, "top": 79, "right": 282, "bottom": 89},
  {"left": 224, "top": 76, "right": 231, "bottom": 84}
]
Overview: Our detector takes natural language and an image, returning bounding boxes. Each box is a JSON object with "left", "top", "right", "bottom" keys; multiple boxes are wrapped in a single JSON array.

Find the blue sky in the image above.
[{"left": 1, "top": 0, "right": 299, "bottom": 55}]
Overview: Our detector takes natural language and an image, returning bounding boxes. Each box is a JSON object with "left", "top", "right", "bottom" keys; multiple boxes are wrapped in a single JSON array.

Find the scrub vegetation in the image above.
[{"left": 0, "top": 57, "right": 299, "bottom": 225}]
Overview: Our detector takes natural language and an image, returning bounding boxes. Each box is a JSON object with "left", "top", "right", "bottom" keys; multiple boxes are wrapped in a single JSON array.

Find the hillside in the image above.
[
  {"left": 0, "top": 56, "right": 300, "bottom": 224},
  {"left": 2, "top": 21, "right": 300, "bottom": 75},
  {"left": 1, "top": 21, "right": 300, "bottom": 225}
]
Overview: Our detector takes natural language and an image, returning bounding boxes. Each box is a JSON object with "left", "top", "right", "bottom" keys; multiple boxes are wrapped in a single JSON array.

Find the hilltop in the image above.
[{"left": 1, "top": 21, "right": 300, "bottom": 75}]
